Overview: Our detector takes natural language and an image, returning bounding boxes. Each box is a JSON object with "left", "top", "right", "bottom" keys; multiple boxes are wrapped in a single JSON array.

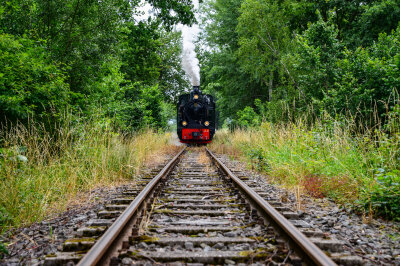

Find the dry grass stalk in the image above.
[
  {"left": 0, "top": 122, "right": 176, "bottom": 229},
  {"left": 294, "top": 186, "right": 304, "bottom": 211},
  {"left": 138, "top": 198, "right": 156, "bottom": 235}
]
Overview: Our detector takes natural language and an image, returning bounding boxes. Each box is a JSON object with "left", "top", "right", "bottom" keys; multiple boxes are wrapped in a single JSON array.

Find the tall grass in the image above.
[
  {"left": 210, "top": 111, "right": 400, "bottom": 220},
  {"left": 0, "top": 120, "right": 177, "bottom": 229}
]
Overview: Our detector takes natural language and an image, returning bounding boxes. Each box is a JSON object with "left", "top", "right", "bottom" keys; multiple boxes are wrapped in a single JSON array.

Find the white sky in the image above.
[{"left": 136, "top": 0, "right": 201, "bottom": 86}]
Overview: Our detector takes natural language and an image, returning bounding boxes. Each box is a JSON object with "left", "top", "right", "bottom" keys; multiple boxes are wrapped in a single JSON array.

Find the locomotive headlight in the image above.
[
  {"left": 194, "top": 94, "right": 199, "bottom": 100},
  {"left": 182, "top": 121, "right": 187, "bottom": 126},
  {"left": 204, "top": 121, "right": 210, "bottom": 126}
]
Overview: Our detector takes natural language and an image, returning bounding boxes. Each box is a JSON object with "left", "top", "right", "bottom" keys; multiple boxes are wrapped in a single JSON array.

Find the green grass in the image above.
[
  {"left": 0, "top": 121, "right": 178, "bottom": 230},
  {"left": 210, "top": 117, "right": 400, "bottom": 220}
]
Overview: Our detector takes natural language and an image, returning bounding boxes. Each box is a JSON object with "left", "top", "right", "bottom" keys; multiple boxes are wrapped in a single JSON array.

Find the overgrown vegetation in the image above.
[
  {"left": 0, "top": 0, "right": 192, "bottom": 233},
  {"left": 2, "top": 0, "right": 400, "bottom": 237},
  {"left": 199, "top": 0, "right": 400, "bottom": 125},
  {"left": 200, "top": 0, "right": 400, "bottom": 220},
  {"left": 0, "top": 118, "right": 178, "bottom": 229},
  {"left": 210, "top": 104, "right": 400, "bottom": 220},
  {"left": 0, "top": 0, "right": 194, "bottom": 129}
]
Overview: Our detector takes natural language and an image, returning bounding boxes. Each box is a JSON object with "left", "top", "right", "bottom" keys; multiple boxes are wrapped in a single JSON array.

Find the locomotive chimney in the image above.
[{"left": 191, "top": 86, "right": 201, "bottom": 101}]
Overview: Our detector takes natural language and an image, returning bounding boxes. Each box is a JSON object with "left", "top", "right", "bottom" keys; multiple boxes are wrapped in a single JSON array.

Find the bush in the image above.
[
  {"left": 0, "top": 34, "right": 71, "bottom": 126},
  {"left": 248, "top": 147, "right": 270, "bottom": 172},
  {"left": 367, "top": 169, "right": 400, "bottom": 220},
  {"left": 210, "top": 112, "right": 400, "bottom": 220}
]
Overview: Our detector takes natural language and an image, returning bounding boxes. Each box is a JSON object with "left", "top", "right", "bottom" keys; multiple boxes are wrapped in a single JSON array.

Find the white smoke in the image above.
[{"left": 181, "top": 0, "right": 200, "bottom": 86}]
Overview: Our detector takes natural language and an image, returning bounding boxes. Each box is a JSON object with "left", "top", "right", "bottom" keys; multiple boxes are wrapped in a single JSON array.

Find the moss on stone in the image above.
[{"left": 64, "top": 238, "right": 96, "bottom": 243}]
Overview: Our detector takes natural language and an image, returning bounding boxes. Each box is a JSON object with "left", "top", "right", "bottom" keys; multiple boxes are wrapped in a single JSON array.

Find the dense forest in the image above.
[
  {"left": 199, "top": 0, "right": 400, "bottom": 127},
  {"left": 1, "top": 0, "right": 400, "bottom": 237},
  {"left": 199, "top": 0, "right": 400, "bottom": 221},
  {"left": 2, "top": 0, "right": 400, "bottom": 129},
  {"left": 0, "top": 0, "right": 195, "bottom": 130},
  {"left": 0, "top": 0, "right": 197, "bottom": 234}
]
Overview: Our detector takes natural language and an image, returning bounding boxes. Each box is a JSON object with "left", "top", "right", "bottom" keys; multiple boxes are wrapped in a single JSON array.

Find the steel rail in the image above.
[
  {"left": 77, "top": 147, "right": 186, "bottom": 266},
  {"left": 206, "top": 147, "right": 336, "bottom": 266}
]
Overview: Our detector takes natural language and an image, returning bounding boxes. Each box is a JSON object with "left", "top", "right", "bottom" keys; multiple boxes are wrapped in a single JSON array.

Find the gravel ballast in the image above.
[
  {"left": 215, "top": 153, "right": 400, "bottom": 265},
  {"left": 1, "top": 150, "right": 399, "bottom": 265}
]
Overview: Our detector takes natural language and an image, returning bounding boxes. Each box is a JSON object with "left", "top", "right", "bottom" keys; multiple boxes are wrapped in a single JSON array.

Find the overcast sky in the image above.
[{"left": 137, "top": 0, "right": 201, "bottom": 86}]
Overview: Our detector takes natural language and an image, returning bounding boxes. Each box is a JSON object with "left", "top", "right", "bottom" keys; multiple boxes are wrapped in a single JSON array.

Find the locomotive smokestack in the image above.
[{"left": 193, "top": 86, "right": 200, "bottom": 94}]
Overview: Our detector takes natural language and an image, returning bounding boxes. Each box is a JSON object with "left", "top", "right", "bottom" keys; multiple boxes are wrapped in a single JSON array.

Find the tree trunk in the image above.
[{"left": 269, "top": 78, "right": 273, "bottom": 102}]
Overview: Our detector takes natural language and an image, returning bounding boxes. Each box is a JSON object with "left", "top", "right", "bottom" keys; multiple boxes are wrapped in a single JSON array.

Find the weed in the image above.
[
  {"left": 302, "top": 174, "right": 325, "bottom": 198},
  {"left": 0, "top": 241, "right": 8, "bottom": 259},
  {"left": 248, "top": 148, "right": 270, "bottom": 172},
  {"left": 210, "top": 112, "right": 400, "bottom": 220},
  {"left": 0, "top": 121, "right": 175, "bottom": 230}
]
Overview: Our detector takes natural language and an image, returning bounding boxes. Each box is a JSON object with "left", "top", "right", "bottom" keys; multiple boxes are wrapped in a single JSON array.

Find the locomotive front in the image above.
[{"left": 177, "top": 86, "right": 216, "bottom": 144}]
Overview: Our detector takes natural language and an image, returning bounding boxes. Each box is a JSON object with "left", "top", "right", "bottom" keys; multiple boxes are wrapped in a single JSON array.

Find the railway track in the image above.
[{"left": 46, "top": 147, "right": 364, "bottom": 265}]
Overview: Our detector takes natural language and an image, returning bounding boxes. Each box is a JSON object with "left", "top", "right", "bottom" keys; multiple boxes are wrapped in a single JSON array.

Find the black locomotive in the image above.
[{"left": 177, "top": 86, "right": 216, "bottom": 144}]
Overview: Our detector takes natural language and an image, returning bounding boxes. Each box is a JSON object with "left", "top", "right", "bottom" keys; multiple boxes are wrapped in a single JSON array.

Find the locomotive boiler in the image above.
[{"left": 177, "top": 86, "right": 216, "bottom": 144}]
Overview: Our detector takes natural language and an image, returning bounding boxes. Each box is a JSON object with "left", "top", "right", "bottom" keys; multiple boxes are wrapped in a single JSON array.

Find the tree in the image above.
[
  {"left": 199, "top": 0, "right": 264, "bottom": 123},
  {"left": 0, "top": 34, "right": 71, "bottom": 126},
  {"left": 158, "top": 30, "right": 191, "bottom": 103},
  {"left": 357, "top": 0, "right": 400, "bottom": 46},
  {"left": 0, "top": 0, "right": 196, "bottom": 130},
  {"left": 236, "top": 0, "right": 292, "bottom": 101}
]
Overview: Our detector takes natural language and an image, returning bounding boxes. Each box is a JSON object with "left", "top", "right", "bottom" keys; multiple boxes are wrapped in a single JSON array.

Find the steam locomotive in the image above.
[{"left": 177, "top": 86, "right": 216, "bottom": 144}]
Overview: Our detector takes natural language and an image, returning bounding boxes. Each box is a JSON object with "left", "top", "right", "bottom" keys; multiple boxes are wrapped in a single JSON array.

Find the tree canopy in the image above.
[
  {"left": 199, "top": 0, "right": 400, "bottom": 126},
  {"left": 0, "top": 0, "right": 194, "bottom": 129}
]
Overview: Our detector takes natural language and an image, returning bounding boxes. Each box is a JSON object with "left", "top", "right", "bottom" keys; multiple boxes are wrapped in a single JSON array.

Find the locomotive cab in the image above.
[{"left": 177, "top": 86, "right": 216, "bottom": 144}]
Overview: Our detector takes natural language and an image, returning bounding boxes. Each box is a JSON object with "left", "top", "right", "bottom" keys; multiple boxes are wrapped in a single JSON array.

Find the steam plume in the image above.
[{"left": 181, "top": 0, "right": 200, "bottom": 86}]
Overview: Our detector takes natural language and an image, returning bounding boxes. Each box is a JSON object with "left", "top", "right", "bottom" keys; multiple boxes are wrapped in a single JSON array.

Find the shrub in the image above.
[
  {"left": 0, "top": 33, "right": 71, "bottom": 126},
  {"left": 210, "top": 113, "right": 400, "bottom": 220},
  {"left": 359, "top": 169, "right": 400, "bottom": 221}
]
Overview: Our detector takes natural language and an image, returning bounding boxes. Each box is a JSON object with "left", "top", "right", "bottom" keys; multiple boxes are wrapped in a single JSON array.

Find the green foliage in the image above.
[
  {"left": 288, "top": 15, "right": 342, "bottom": 106},
  {"left": 361, "top": 168, "right": 400, "bottom": 221},
  {"left": 299, "top": 23, "right": 400, "bottom": 118},
  {"left": 0, "top": 240, "right": 8, "bottom": 258},
  {"left": 0, "top": 33, "right": 71, "bottom": 125},
  {"left": 359, "top": 104, "right": 400, "bottom": 220},
  {"left": 357, "top": 0, "right": 400, "bottom": 47},
  {"left": 236, "top": 0, "right": 291, "bottom": 97},
  {"left": 158, "top": 30, "right": 191, "bottom": 102},
  {"left": 211, "top": 113, "right": 400, "bottom": 220},
  {"left": 160, "top": 101, "right": 177, "bottom": 131},
  {"left": 248, "top": 147, "right": 270, "bottom": 172},
  {"left": 201, "top": 0, "right": 400, "bottom": 127},
  {"left": 147, "top": 0, "right": 196, "bottom": 29},
  {"left": 131, "top": 84, "right": 165, "bottom": 129},
  {"left": 198, "top": 0, "right": 264, "bottom": 123},
  {"left": 0, "top": 0, "right": 196, "bottom": 131},
  {"left": 234, "top": 106, "right": 261, "bottom": 128},
  {"left": 121, "top": 22, "right": 162, "bottom": 86}
]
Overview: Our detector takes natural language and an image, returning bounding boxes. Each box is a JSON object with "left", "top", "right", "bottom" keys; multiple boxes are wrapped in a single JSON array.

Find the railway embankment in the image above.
[
  {"left": 215, "top": 152, "right": 400, "bottom": 265},
  {"left": 0, "top": 125, "right": 178, "bottom": 262},
  {"left": 1, "top": 147, "right": 399, "bottom": 265},
  {"left": 210, "top": 125, "right": 400, "bottom": 223}
]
